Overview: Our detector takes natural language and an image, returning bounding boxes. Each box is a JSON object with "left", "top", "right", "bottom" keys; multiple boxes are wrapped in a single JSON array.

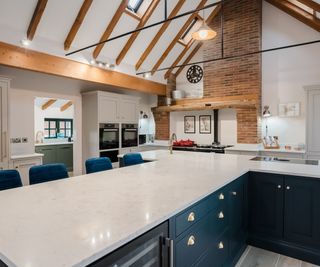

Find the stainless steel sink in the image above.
[{"left": 250, "top": 156, "right": 319, "bottom": 166}]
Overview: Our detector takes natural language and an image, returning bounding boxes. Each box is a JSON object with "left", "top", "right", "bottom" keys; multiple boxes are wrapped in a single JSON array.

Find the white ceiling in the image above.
[{"left": 0, "top": 0, "right": 218, "bottom": 84}]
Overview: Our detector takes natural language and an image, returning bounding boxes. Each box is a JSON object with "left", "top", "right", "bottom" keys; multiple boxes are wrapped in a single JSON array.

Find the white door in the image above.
[
  {"left": 0, "top": 80, "right": 9, "bottom": 168},
  {"left": 99, "top": 96, "right": 119, "bottom": 123},
  {"left": 307, "top": 89, "right": 320, "bottom": 159},
  {"left": 120, "top": 100, "right": 138, "bottom": 123}
]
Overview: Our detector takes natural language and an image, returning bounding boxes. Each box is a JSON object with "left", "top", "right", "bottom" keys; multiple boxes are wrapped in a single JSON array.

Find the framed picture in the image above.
[
  {"left": 199, "top": 115, "right": 212, "bottom": 134},
  {"left": 278, "top": 102, "right": 300, "bottom": 117},
  {"left": 184, "top": 116, "right": 196, "bottom": 134}
]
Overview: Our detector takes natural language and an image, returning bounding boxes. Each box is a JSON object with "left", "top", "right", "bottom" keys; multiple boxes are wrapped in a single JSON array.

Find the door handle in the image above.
[{"left": 162, "top": 238, "right": 173, "bottom": 267}]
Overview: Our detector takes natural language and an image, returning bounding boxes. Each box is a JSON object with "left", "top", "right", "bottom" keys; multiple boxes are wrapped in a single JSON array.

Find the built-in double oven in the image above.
[
  {"left": 99, "top": 123, "right": 120, "bottom": 150},
  {"left": 121, "top": 124, "right": 138, "bottom": 148}
]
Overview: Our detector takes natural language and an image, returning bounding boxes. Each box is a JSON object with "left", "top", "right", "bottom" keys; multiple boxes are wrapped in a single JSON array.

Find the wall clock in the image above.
[{"left": 186, "top": 65, "right": 203, "bottom": 84}]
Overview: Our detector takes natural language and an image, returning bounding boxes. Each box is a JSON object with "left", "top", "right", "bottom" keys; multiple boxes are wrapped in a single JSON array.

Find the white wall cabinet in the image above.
[
  {"left": 306, "top": 86, "right": 320, "bottom": 159},
  {"left": 98, "top": 92, "right": 139, "bottom": 123},
  {"left": 0, "top": 78, "right": 10, "bottom": 170},
  {"left": 10, "top": 155, "right": 43, "bottom": 185}
]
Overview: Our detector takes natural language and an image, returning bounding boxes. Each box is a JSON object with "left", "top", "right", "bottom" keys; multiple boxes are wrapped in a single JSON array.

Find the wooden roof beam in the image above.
[
  {"left": 165, "top": 5, "right": 221, "bottom": 79},
  {"left": 135, "top": 0, "right": 186, "bottom": 71},
  {"left": 42, "top": 99, "right": 56, "bottom": 110},
  {"left": 27, "top": 0, "right": 48, "bottom": 40},
  {"left": 150, "top": 0, "right": 208, "bottom": 75},
  {"left": 60, "top": 101, "right": 73, "bottom": 112},
  {"left": 64, "top": 0, "right": 93, "bottom": 51},
  {"left": 93, "top": 0, "right": 129, "bottom": 59},
  {"left": 116, "top": 0, "right": 161, "bottom": 65},
  {"left": 175, "top": 42, "right": 203, "bottom": 77},
  {"left": 124, "top": 9, "right": 141, "bottom": 21},
  {"left": 0, "top": 41, "right": 166, "bottom": 95},
  {"left": 296, "top": 0, "right": 320, "bottom": 13},
  {"left": 266, "top": 0, "right": 320, "bottom": 32}
]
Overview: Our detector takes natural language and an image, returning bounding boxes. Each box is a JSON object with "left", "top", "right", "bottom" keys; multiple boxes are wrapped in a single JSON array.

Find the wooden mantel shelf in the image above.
[{"left": 152, "top": 95, "right": 259, "bottom": 112}]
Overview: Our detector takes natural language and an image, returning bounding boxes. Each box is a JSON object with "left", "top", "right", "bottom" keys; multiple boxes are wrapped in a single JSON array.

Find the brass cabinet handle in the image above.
[
  {"left": 232, "top": 191, "right": 237, "bottom": 196},
  {"left": 286, "top": 186, "right": 291, "bottom": 190},
  {"left": 218, "top": 242, "right": 224, "bottom": 249},
  {"left": 219, "top": 193, "right": 225, "bottom": 200},
  {"left": 187, "top": 212, "right": 195, "bottom": 222},
  {"left": 218, "top": 211, "right": 224, "bottom": 219},
  {"left": 278, "top": 185, "right": 282, "bottom": 189},
  {"left": 187, "top": 235, "right": 195, "bottom": 246}
]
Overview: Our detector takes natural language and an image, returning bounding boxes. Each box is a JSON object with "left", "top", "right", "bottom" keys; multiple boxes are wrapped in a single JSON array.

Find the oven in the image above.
[
  {"left": 99, "top": 123, "right": 120, "bottom": 150},
  {"left": 121, "top": 124, "right": 138, "bottom": 148}
]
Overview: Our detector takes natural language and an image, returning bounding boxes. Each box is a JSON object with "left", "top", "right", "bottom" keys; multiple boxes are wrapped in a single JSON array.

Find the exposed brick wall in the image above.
[
  {"left": 203, "top": 0, "right": 262, "bottom": 143},
  {"left": 153, "top": 74, "right": 176, "bottom": 140}
]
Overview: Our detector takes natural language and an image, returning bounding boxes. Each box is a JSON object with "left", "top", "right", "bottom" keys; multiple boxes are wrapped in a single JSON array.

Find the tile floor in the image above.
[{"left": 236, "top": 246, "right": 319, "bottom": 267}]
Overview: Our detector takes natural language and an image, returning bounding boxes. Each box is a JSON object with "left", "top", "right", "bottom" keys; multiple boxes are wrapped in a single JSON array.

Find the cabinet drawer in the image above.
[
  {"left": 175, "top": 208, "right": 228, "bottom": 267},
  {"left": 195, "top": 230, "right": 229, "bottom": 267},
  {"left": 175, "top": 190, "right": 227, "bottom": 237}
]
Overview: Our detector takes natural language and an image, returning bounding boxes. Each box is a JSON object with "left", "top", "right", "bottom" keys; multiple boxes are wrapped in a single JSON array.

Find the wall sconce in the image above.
[{"left": 140, "top": 111, "right": 148, "bottom": 119}]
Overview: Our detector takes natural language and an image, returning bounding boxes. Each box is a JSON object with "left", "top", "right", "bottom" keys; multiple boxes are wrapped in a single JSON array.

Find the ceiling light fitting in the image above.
[
  {"left": 192, "top": 7, "right": 217, "bottom": 41},
  {"left": 21, "top": 39, "right": 31, "bottom": 47},
  {"left": 90, "top": 59, "right": 115, "bottom": 70}
]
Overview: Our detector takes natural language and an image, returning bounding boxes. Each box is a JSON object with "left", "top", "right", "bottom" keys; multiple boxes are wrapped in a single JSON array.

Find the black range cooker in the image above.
[{"left": 173, "top": 143, "right": 233, "bottom": 154}]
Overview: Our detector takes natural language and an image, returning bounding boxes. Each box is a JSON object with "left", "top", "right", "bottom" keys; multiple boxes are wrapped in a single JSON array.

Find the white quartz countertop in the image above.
[
  {"left": 35, "top": 142, "right": 73, "bottom": 146},
  {"left": 0, "top": 151, "right": 319, "bottom": 267},
  {"left": 225, "top": 143, "right": 306, "bottom": 154},
  {"left": 11, "top": 153, "right": 44, "bottom": 160}
]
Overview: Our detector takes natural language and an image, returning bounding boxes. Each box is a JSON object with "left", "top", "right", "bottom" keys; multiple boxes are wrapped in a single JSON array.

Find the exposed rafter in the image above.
[
  {"left": 93, "top": 0, "right": 129, "bottom": 59},
  {"left": 150, "top": 0, "right": 208, "bottom": 75},
  {"left": 0, "top": 41, "right": 166, "bottom": 95},
  {"left": 174, "top": 42, "right": 203, "bottom": 77},
  {"left": 27, "top": 0, "right": 48, "bottom": 40},
  {"left": 266, "top": 0, "right": 320, "bottom": 32},
  {"left": 42, "top": 99, "right": 57, "bottom": 110},
  {"left": 135, "top": 0, "right": 186, "bottom": 71},
  {"left": 116, "top": 0, "right": 161, "bottom": 65},
  {"left": 165, "top": 5, "right": 221, "bottom": 79},
  {"left": 296, "top": 0, "right": 320, "bottom": 12},
  {"left": 60, "top": 101, "right": 73, "bottom": 112},
  {"left": 64, "top": 0, "right": 93, "bottom": 51}
]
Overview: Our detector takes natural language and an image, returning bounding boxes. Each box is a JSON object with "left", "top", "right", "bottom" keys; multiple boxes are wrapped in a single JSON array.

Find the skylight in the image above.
[{"left": 127, "top": 0, "right": 144, "bottom": 13}]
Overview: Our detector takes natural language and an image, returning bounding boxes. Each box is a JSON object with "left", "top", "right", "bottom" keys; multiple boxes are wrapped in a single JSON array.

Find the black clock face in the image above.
[{"left": 186, "top": 65, "right": 203, "bottom": 84}]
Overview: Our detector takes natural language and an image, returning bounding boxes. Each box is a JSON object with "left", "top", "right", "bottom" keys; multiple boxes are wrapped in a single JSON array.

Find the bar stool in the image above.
[
  {"left": 0, "top": 170, "right": 23, "bottom": 191},
  {"left": 29, "top": 163, "right": 69, "bottom": 185},
  {"left": 85, "top": 157, "right": 113, "bottom": 174},
  {"left": 123, "top": 153, "right": 144, "bottom": 167}
]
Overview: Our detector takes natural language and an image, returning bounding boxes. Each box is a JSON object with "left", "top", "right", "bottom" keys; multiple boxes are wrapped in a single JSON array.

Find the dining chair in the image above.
[
  {"left": 0, "top": 169, "right": 23, "bottom": 191},
  {"left": 29, "top": 163, "right": 69, "bottom": 185},
  {"left": 85, "top": 157, "right": 113, "bottom": 174}
]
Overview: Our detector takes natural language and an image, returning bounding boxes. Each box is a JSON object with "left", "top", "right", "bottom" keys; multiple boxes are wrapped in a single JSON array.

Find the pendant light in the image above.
[{"left": 192, "top": 8, "right": 217, "bottom": 41}]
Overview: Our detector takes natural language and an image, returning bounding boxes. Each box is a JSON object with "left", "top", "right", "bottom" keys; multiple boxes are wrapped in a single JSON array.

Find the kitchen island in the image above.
[{"left": 0, "top": 151, "right": 320, "bottom": 267}]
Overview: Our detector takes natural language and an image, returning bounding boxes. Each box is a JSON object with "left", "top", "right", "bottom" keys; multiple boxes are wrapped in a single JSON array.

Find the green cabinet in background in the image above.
[{"left": 35, "top": 144, "right": 73, "bottom": 172}]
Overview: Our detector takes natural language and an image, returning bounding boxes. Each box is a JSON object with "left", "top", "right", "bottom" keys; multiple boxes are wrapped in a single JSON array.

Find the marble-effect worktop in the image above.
[{"left": 0, "top": 151, "right": 319, "bottom": 267}]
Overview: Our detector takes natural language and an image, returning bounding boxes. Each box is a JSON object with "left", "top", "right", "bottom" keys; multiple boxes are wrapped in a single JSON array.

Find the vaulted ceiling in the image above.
[
  {"left": 0, "top": 0, "right": 219, "bottom": 84},
  {"left": 0, "top": 0, "right": 319, "bottom": 86}
]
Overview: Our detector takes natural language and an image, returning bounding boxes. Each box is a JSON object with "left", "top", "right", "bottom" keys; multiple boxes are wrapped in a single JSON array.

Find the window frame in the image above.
[
  {"left": 127, "top": 0, "right": 144, "bottom": 13},
  {"left": 44, "top": 118, "right": 73, "bottom": 139},
  {"left": 180, "top": 17, "right": 199, "bottom": 41}
]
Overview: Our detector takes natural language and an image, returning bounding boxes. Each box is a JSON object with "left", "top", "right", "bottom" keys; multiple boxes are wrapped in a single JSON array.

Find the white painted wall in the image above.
[
  {"left": 262, "top": 1, "right": 320, "bottom": 145},
  {"left": 170, "top": 109, "right": 237, "bottom": 145}
]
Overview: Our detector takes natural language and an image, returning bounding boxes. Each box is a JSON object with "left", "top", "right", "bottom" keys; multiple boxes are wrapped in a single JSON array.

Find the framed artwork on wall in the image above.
[
  {"left": 199, "top": 115, "right": 211, "bottom": 134},
  {"left": 278, "top": 102, "right": 300, "bottom": 117},
  {"left": 184, "top": 116, "right": 196, "bottom": 134}
]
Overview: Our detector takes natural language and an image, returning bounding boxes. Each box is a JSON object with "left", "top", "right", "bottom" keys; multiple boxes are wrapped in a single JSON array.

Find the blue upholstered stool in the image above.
[
  {"left": 0, "top": 170, "right": 23, "bottom": 191},
  {"left": 85, "top": 157, "right": 113, "bottom": 174},
  {"left": 29, "top": 163, "right": 69, "bottom": 185},
  {"left": 122, "top": 153, "right": 144, "bottom": 167}
]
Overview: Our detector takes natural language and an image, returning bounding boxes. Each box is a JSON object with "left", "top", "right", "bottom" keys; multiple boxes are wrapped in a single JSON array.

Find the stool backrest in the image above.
[
  {"left": 29, "top": 163, "right": 69, "bottom": 185},
  {"left": 85, "top": 157, "right": 113, "bottom": 174},
  {"left": 0, "top": 170, "right": 23, "bottom": 191}
]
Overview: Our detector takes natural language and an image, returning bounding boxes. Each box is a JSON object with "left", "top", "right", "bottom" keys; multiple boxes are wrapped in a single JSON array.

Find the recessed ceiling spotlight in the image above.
[
  {"left": 21, "top": 39, "right": 30, "bottom": 47},
  {"left": 90, "top": 59, "right": 96, "bottom": 65},
  {"left": 98, "top": 62, "right": 104, "bottom": 68},
  {"left": 143, "top": 72, "right": 151, "bottom": 79}
]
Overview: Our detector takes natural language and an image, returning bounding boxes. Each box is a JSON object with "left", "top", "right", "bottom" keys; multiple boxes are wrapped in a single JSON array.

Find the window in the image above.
[
  {"left": 44, "top": 118, "right": 73, "bottom": 139},
  {"left": 181, "top": 18, "right": 199, "bottom": 40},
  {"left": 127, "top": 0, "right": 144, "bottom": 13}
]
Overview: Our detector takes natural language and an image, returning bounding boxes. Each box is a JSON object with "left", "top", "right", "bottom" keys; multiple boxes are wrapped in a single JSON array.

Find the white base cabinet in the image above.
[{"left": 10, "top": 155, "right": 43, "bottom": 186}]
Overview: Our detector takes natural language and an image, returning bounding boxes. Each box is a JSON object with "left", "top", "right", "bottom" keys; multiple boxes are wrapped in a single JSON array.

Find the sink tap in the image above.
[{"left": 169, "top": 133, "right": 177, "bottom": 154}]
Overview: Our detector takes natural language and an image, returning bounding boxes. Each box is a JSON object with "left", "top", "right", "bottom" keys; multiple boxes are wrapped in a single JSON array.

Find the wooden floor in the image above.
[{"left": 236, "top": 246, "right": 319, "bottom": 267}]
